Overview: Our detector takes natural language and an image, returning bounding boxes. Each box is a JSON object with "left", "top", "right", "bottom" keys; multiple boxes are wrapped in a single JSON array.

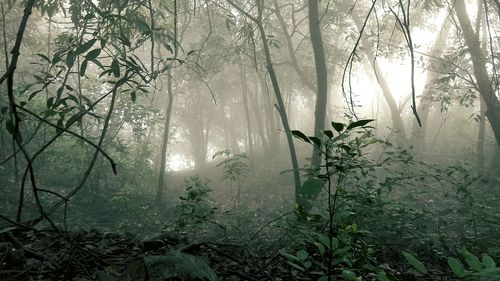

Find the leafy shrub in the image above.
[{"left": 176, "top": 175, "right": 216, "bottom": 232}]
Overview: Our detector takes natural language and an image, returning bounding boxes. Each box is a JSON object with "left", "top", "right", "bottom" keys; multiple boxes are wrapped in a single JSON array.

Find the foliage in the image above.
[
  {"left": 213, "top": 150, "right": 250, "bottom": 221},
  {"left": 176, "top": 176, "right": 216, "bottom": 232},
  {"left": 1, "top": 0, "right": 500, "bottom": 280},
  {"left": 121, "top": 252, "right": 218, "bottom": 281},
  {"left": 403, "top": 249, "right": 500, "bottom": 280},
  {"left": 281, "top": 119, "right": 381, "bottom": 280},
  {"left": 213, "top": 150, "right": 249, "bottom": 183}
]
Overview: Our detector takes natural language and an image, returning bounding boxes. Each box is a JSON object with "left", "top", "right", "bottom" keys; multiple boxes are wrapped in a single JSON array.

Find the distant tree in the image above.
[{"left": 227, "top": 0, "right": 302, "bottom": 204}]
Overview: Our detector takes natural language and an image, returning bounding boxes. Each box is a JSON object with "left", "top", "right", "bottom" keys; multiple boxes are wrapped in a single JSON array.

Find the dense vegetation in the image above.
[{"left": 0, "top": 0, "right": 499, "bottom": 280}]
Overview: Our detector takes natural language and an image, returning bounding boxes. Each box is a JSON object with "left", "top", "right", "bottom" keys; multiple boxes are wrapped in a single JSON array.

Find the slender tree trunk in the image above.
[
  {"left": 256, "top": 5, "right": 300, "bottom": 203},
  {"left": 487, "top": 145, "right": 500, "bottom": 178},
  {"left": 156, "top": 0, "right": 177, "bottom": 206},
  {"left": 272, "top": 0, "right": 316, "bottom": 92},
  {"left": 477, "top": 2, "right": 486, "bottom": 175},
  {"left": 190, "top": 96, "right": 210, "bottom": 169},
  {"left": 260, "top": 72, "right": 279, "bottom": 152},
  {"left": 455, "top": 0, "right": 500, "bottom": 147},
  {"left": 229, "top": 107, "right": 240, "bottom": 153},
  {"left": 352, "top": 14, "right": 406, "bottom": 143},
  {"left": 249, "top": 77, "right": 269, "bottom": 153},
  {"left": 156, "top": 70, "right": 174, "bottom": 206},
  {"left": 227, "top": 0, "right": 301, "bottom": 203},
  {"left": 308, "top": 0, "right": 328, "bottom": 168},
  {"left": 413, "top": 16, "right": 451, "bottom": 152},
  {"left": 477, "top": 97, "right": 486, "bottom": 174},
  {"left": 240, "top": 64, "right": 254, "bottom": 156}
]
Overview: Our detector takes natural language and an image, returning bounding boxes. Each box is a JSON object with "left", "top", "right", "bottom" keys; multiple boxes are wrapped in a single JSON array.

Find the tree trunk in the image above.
[
  {"left": 240, "top": 63, "right": 254, "bottom": 156},
  {"left": 351, "top": 14, "right": 406, "bottom": 144},
  {"left": 412, "top": 16, "right": 451, "bottom": 152},
  {"left": 455, "top": 0, "right": 500, "bottom": 147},
  {"left": 272, "top": 0, "right": 316, "bottom": 92},
  {"left": 227, "top": 0, "right": 301, "bottom": 204},
  {"left": 156, "top": 69, "right": 174, "bottom": 206},
  {"left": 190, "top": 96, "right": 210, "bottom": 169},
  {"left": 249, "top": 79, "right": 269, "bottom": 153},
  {"left": 477, "top": 97, "right": 486, "bottom": 174},
  {"left": 260, "top": 72, "right": 279, "bottom": 152},
  {"left": 308, "top": 0, "right": 328, "bottom": 168}
]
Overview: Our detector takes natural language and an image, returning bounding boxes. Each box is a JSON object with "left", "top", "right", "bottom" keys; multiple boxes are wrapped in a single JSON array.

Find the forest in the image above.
[{"left": 0, "top": 0, "right": 499, "bottom": 280}]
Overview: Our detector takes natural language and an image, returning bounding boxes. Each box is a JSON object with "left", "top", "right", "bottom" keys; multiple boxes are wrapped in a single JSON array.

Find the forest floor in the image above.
[{"left": 0, "top": 227, "right": 287, "bottom": 281}]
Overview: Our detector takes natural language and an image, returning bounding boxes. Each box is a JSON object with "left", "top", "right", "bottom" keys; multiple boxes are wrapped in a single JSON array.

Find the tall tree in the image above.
[
  {"left": 308, "top": 0, "right": 328, "bottom": 168},
  {"left": 227, "top": 0, "right": 301, "bottom": 204},
  {"left": 240, "top": 63, "right": 254, "bottom": 156},
  {"left": 455, "top": 0, "right": 500, "bottom": 147},
  {"left": 156, "top": 0, "right": 178, "bottom": 206},
  {"left": 351, "top": 12, "right": 406, "bottom": 143},
  {"left": 412, "top": 15, "right": 452, "bottom": 152}
]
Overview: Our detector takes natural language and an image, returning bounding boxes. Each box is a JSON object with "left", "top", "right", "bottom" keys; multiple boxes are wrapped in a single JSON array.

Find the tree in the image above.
[
  {"left": 227, "top": 0, "right": 301, "bottom": 204},
  {"left": 454, "top": 0, "right": 500, "bottom": 147},
  {"left": 351, "top": 8, "right": 406, "bottom": 143},
  {"left": 156, "top": 0, "right": 178, "bottom": 206},
  {"left": 308, "top": 0, "right": 328, "bottom": 168},
  {"left": 412, "top": 15, "right": 452, "bottom": 152}
]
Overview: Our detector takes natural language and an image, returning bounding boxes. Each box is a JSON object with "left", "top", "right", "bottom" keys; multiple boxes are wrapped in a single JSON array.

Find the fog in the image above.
[{"left": 0, "top": 1, "right": 499, "bottom": 280}]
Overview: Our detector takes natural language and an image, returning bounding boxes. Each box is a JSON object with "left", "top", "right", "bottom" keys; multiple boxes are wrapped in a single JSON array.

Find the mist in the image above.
[{"left": 1, "top": 1, "right": 499, "bottom": 280}]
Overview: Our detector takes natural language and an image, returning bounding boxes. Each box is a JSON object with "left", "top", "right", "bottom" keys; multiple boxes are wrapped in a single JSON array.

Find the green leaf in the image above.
[
  {"left": 376, "top": 271, "right": 398, "bottom": 281},
  {"left": 52, "top": 49, "right": 65, "bottom": 64},
  {"left": 481, "top": 255, "right": 496, "bottom": 268},
  {"left": 47, "top": 97, "right": 55, "bottom": 109},
  {"left": 279, "top": 250, "right": 299, "bottom": 262},
  {"left": 314, "top": 242, "right": 325, "bottom": 256},
  {"left": 323, "top": 130, "right": 334, "bottom": 139},
  {"left": 85, "top": 48, "right": 101, "bottom": 61},
  {"left": 317, "top": 235, "right": 331, "bottom": 249},
  {"left": 331, "top": 122, "right": 344, "bottom": 132},
  {"left": 90, "top": 58, "right": 104, "bottom": 70},
  {"left": 5, "top": 119, "right": 15, "bottom": 135},
  {"left": 120, "top": 33, "right": 131, "bottom": 47},
  {"left": 333, "top": 246, "right": 351, "bottom": 257},
  {"left": 309, "top": 136, "right": 321, "bottom": 147},
  {"left": 296, "top": 250, "right": 308, "bottom": 261},
  {"left": 342, "top": 270, "right": 357, "bottom": 280},
  {"left": 56, "top": 118, "right": 64, "bottom": 134},
  {"left": 37, "top": 53, "right": 51, "bottom": 63},
  {"left": 461, "top": 248, "right": 483, "bottom": 272},
  {"left": 56, "top": 86, "right": 64, "bottom": 99},
  {"left": 76, "top": 39, "right": 97, "bottom": 55},
  {"left": 111, "top": 58, "right": 120, "bottom": 77},
  {"left": 0, "top": 226, "right": 16, "bottom": 235},
  {"left": 346, "top": 119, "right": 374, "bottom": 130},
  {"left": 297, "top": 176, "right": 323, "bottom": 199},
  {"left": 474, "top": 267, "right": 500, "bottom": 277},
  {"left": 66, "top": 51, "right": 76, "bottom": 68},
  {"left": 80, "top": 60, "right": 88, "bottom": 76},
  {"left": 448, "top": 257, "right": 466, "bottom": 278},
  {"left": 291, "top": 130, "right": 310, "bottom": 143},
  {"left": 377, "top": 271, "right": 390, "bottom": 281},
  {"left": 403, "top": 251, "right": 427, "bottom": 274},
  {"left": 66, "top": 114, "right": 80, "bottom": 127}
]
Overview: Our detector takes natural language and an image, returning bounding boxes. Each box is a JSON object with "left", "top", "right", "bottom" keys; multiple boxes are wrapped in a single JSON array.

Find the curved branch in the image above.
[{"left": 15, "top": 105, "right": 117, "bottom": 174}]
